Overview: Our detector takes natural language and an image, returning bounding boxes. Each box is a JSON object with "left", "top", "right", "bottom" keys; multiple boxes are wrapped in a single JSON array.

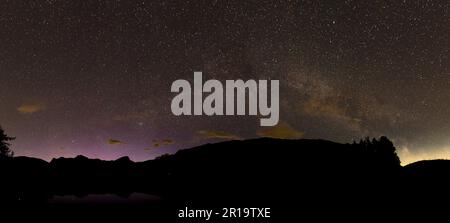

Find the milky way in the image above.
[{"left": 0, "top": 0, "right": 449, "bottom": 164}]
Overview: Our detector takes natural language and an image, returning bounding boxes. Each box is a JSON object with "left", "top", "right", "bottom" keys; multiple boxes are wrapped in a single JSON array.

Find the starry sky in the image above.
[{"left": 0, "top": 0, "right": 449, "bottom": 164}]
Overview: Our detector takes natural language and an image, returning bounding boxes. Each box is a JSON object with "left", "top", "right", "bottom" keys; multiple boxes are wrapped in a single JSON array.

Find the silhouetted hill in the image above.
[
  {"left": 403, "top": 159, "right": 450, "bottom": 185},
  {"left": 149, "top": 137, "right": 402, "bottom": 203},
  {"left": 0, "top": 137, "right": 404, "bottom": 203},
  {"left": 0, "top": 137, "right": 440, "bottom": 221},
  {"left": 404, "top": 159, "right": 450, "bottom": 174}
]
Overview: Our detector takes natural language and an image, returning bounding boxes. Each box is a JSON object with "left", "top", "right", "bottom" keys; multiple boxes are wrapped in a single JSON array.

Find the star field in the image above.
[{"left": 0, "top": 0, "right": 450, "bottom": 164}]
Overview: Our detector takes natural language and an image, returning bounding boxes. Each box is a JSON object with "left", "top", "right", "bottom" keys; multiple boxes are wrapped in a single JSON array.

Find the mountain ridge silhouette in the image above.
[{"left": 0, "top": 137, "right": 449, "bottom": 221}]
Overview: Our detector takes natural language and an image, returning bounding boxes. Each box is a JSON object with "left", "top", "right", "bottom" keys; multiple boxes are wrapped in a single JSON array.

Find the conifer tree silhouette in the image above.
[{"left": 0, "top": 126, "right": 15, "bottom": 158}]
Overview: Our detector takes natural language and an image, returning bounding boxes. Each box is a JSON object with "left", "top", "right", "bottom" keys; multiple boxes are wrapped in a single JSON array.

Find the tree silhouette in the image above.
[
  {"left": 0, "top": 126, "right": 15, "bottom": 158},
  {"left": 375, "top": 136, "right": 401, "bottom": 167},
  {"left": 352, "top": 136, "right": 401, "bottom": 169}
]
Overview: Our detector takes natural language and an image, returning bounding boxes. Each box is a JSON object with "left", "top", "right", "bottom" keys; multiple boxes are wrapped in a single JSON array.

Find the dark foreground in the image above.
[{"left": 1, "top": 137, "right": 449, "bottom": 222}]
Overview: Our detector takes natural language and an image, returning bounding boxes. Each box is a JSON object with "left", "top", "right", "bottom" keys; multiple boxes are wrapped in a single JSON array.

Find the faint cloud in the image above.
[
  {"left": 17, "top": 103, "right": 46, "bottom": 114},
  {"left": 197, "top": 130, "right": 241, "bottom": 140},
  {"left": 257, "top": 122, "right": 304, "bottom": 139},
  {"left": 108, "top": 139, "right": 125, "bottom": 145},
  {"left": 152, "top": 139, "right": 175, "bottom": 147},
  {"left": 162, "top": 139, "right": 174, "bottom": 144}
]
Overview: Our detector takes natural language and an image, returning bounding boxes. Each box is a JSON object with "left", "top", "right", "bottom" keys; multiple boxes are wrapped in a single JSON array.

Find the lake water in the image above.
[{"left": 48, "top": 193, "right": 162, "bottom": 204}]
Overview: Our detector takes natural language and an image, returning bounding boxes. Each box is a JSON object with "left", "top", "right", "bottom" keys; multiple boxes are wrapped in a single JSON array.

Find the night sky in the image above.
[{"left": 1, "top": 0, "right": 449, "bottom": 164}]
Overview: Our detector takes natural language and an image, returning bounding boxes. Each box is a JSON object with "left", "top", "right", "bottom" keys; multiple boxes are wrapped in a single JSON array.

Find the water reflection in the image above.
[{"left": 48, "top": 193, "right": 162, "bottom": 204}]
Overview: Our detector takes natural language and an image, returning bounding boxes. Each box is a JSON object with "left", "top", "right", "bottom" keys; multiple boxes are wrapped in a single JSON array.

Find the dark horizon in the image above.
[
  {"left": 1, "top": 125, "right": 449, "bottom": 221},
  {"left": 1, "top": 134, "right": 437, "bottom": 166}
]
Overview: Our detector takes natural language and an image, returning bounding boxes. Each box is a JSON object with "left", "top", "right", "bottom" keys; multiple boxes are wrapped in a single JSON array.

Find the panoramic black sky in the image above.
[{"left": 1, "top": 0, "right": 449, "bottom": 164}]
